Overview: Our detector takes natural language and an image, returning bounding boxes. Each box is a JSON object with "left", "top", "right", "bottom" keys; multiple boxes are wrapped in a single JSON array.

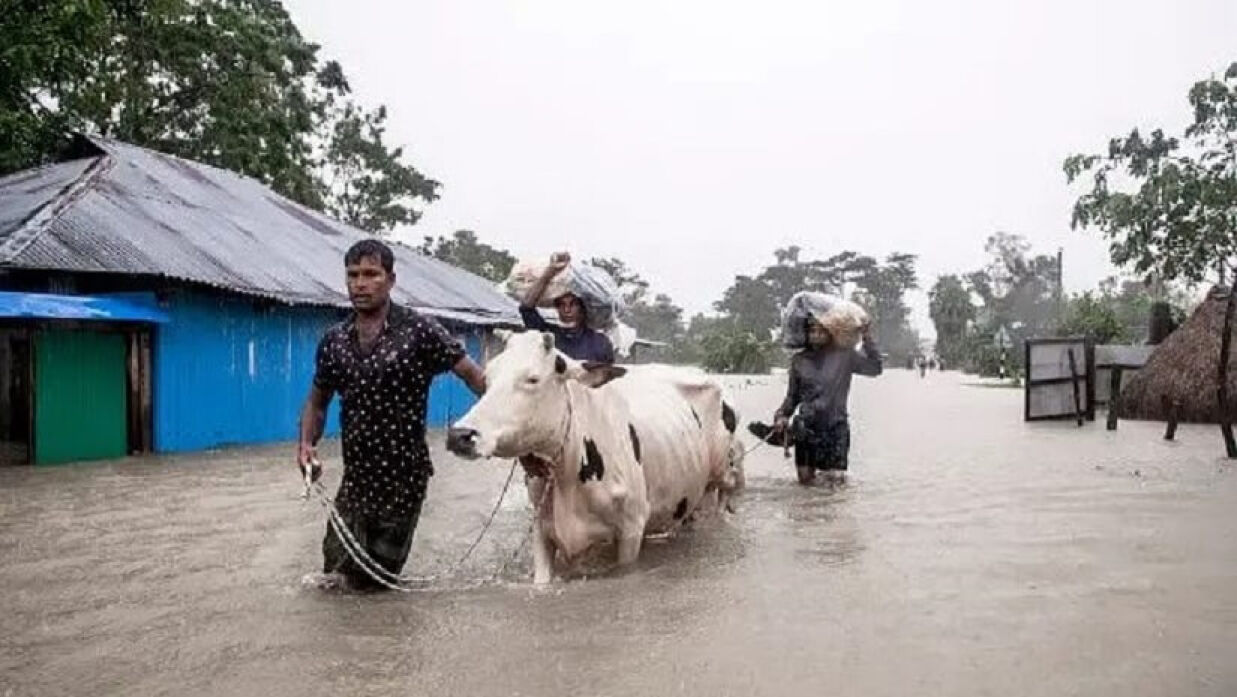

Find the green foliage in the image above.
[
  {"left": 0, "top": 0, "right": 436, "bottom": 232},
  {"left": 713, "top": 247, "right": 920, "bottom": 357},
  {"left": 325, "top": 103, "right": 439, "bottom": 231},
  {"left": 966, "top": 232, "right": 1062, "bottom": 340},
  {"left": 418, "top": 230, "right": 516, "bottom": 282},
  {"left": 692, "top": 319, "right": 778, "bottom": 375},
  {"left": 1057, "top": 291, "right": 1125, "bottom": 343},
  {"left": 626, "top": 294, "right": 684, "bottom": 345},
  {"left": 939, "top": 232, "right": 1060, "bottom": 376},
  {"left": 713, "top": 275, "right": 780, "bottom": 337},
  {"left": 1064, "top": 62, "right": 1237, "bottom": 284},
  {"left": 588, "top": 257, "right": 650, "bottom": 307},
  {"left": 1055, "top": 278, "right": 1193, "bottom": 345},
  {"left": 849, "top": 252, "right": 920, "bottom": 359},
  {"left": 929, "top": 274, "right": 975, "bottom": 366}
]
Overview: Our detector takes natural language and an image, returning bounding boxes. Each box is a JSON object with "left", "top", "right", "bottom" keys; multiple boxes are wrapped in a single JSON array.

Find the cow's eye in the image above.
[{"left": 526, "top": 376, "right": 540, "bottom": 386}]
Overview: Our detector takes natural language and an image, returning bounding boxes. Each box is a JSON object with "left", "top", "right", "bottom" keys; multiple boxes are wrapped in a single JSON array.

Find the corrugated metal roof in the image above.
[{"left": 0, "top": 136, "right": 519, "bottom": 325}]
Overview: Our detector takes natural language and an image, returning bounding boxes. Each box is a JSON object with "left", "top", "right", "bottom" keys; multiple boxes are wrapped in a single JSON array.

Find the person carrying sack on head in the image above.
[
  {"left": 518, "top": 252, "right": 616, "bottom": 365},
  {"left": 773, "top": 316, "right": 882, "bottom": 485}
]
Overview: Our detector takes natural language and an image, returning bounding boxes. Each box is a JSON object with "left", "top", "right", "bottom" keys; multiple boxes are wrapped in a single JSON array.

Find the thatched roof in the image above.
[{"left": 1120, "top": 286, "right": 1235, "bottom": 423}]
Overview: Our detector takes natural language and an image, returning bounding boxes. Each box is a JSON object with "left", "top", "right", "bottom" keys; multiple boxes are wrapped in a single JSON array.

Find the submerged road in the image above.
[{"left": 2, "top": 369, "right": 1236, "bottom": 696}]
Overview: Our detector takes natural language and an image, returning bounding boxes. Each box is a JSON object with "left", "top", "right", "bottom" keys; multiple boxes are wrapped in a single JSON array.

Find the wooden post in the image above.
[
  {"left": 1067, "top": 348, "right": 1084, "bottom": 427},
  {"left": 1163, "top": 395, "right": 1179, "bottom": 441},
  {"left": 1219, "top": 277, "right": 1237, "bottom": 458},
  {"left": 141, "top": 331, "right": 153, "bottom": 453},
  {"left": 1106, "top": 367, "right": 1123, "bottom": 431}
]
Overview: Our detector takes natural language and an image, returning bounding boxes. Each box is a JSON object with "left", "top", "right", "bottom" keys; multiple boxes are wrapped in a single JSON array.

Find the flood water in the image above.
[{"left": 2, "top": 369, "right": 1236, "bottom": 696}]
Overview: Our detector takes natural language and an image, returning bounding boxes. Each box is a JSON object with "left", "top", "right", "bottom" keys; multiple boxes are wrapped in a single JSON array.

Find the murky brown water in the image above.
[{"left": 3, "top": 370, "right": 1236, "bottom": 696}]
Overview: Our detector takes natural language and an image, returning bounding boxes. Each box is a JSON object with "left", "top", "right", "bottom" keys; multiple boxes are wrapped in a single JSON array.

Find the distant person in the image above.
[
  {"left": 519, "top": 251, "right": 615, "bottom": 364},
  {"left": 772, "top": 317, "right": 883, "bottom": 485},
  {"left": 297, "top": 239, "right": 487, "bottom": 592},
  {"left": 917, "top": 356, "right": 927, "bottom": 378}
]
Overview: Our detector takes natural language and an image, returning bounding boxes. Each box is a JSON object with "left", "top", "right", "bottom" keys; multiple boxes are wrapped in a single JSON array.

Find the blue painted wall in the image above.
[{"left": 152, "top": 290, "right": 483, "bottom": 453}]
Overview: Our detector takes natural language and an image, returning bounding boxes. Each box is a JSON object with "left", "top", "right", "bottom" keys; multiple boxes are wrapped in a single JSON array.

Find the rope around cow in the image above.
[
  {"left": 301, "top": 421, "right": 766, "bottom": 592},
  {"left": 302, "top": 458, "right": 521, "bottom": 593}
]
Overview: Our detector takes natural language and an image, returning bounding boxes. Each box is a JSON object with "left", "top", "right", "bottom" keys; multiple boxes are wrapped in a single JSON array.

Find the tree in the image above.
[
  {"left": 710, "top": 247, "right": 920, "bottom": 360},
  {"left": 0, "top": 0, "right": 437, "bottom": 233},
  {"left": 1057, "top": 292, "right": 1126, "bottom": 344},
  {"left": 929, "top": 274, "right": 975, "bottom": 365},
  {"left": 626, "top": 293, "right": 685, "bottom": 345},
  {"left": 714, "top": 275, "right": 780, "bottom": 337},
  {"left": 967, "top": 232, "right": 1061, "bottom": 341},
  {"left": 693, "top": 318, "right": 777, "bottom": 374},
  {"left": 1064, "top": 62, "right": 1237, "bottom": 285},
  {"left": 759, "top": 247, "right": 864, "bottom": 308},
  {"left": 324, "top": 102, "right": 439, "bottom": 231},
  {"left": 588, "top": 257, "right": 650, "bottom": 307},
  {"left": 417, "top": 230, "right": 516, "bottom": 282},
  {"left": 1065, "top": 64, "right": 1237, "bottom": 455},
  {"left": 0, "top": 1, "right": 107, "bottom": 174},
  {"left": 851, "top": 252, "right": 919, "bottom": 359},
  {"left": 946, "top": 232, "right": 1062, "bottom": 375},
  {"left": 1055, "top": 277, "right": 1193, "bottom": 345}
]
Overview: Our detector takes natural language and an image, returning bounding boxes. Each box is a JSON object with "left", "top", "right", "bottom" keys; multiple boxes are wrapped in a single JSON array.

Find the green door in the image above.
[{"left": 34, "top": 330, "right": 128, "bottom": 465}]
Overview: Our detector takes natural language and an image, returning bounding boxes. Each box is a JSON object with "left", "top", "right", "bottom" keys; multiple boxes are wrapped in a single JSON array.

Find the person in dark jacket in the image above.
[
  {"left": 774, "top": 316, "right": 882, "bottom": 485},
  {"left": 519, "top": 252, "right": 615, "bottom": 364}
]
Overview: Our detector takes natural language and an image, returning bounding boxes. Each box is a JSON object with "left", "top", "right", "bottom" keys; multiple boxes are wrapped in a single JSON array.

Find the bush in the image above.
[{"left": 698, "top": 327, "right": 778, "bottom": 374}]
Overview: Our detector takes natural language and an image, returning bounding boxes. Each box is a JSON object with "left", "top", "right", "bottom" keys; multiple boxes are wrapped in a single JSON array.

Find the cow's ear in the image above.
[
  {"left": 541, "top": 332, "right": 555, "bottom": 352},
  {"left": 494, "top": 329, "right": 514, "bottom": 344},
  {"left": 571, "top": 361, "right": 627, "bottom": 388}
]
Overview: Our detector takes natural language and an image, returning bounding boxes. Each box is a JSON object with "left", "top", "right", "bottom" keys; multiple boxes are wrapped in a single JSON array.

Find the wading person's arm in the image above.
[
  {"left": 853, "top": 327, "right": 883, "bottom": 377},
  {"left": 297, "top": 385, "right": 332, "bottom": 474},
  {"left": 520, "top": 252, "right": 571, "bottom": 330},
  {"left": 597, "top": 332, "right": 617, "bottom": 365},
  {"left": 774, "top": 357, "right": 801, "bottom": 432},
  {"left": 452, "top": 356, "right": 487, "bottom": 396},
  {"left": 298, "top": 335, "right": 339, "bottom": 475}
]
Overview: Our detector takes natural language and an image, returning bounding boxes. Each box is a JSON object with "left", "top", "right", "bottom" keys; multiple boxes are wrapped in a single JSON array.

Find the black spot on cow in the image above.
[
  {"left": 722, "top": 402, "right": 737, "bottom": 433},
  {"left": 628, "top": 424, "right": 642, "bottom": 464},
  {"left": 555, "top": 355, "right": 567, "bottom": 374},
  {"left": 579, "top": 437, "right": 605, "bottom": 483},
  {"left": 690, "top": 407, "right": 702, "bottom": 428},
  {"left": 674, "top": 498, "right": 689, "bottom": 520}
]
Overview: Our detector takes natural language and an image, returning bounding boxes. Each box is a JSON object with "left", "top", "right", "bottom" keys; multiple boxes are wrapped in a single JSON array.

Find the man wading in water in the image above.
[
  {"left": 773, "top": 317, "right": 882, "bottom": 485},
  {"left": 297, "top": 239, "right": 487, "bottom": 591}
]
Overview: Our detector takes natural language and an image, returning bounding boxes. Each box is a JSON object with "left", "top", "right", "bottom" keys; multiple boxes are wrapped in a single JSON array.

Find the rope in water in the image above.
[{"left": 304, "top": 459, "right": 520, "bottom": 592}]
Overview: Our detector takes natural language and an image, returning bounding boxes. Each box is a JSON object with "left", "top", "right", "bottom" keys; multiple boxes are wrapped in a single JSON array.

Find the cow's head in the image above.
[{"left": 446, "top": 330, "right": 626, "bottom": 460}]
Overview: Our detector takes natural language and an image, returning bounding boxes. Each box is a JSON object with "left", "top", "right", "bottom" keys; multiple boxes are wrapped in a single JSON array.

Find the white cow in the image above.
[{"left": 446, "top": 331, "right": 744, "bottom": 584}]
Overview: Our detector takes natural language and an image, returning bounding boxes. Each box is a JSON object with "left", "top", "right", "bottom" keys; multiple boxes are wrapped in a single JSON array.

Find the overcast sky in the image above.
[{"left": 284, "top": 0, "right": 1235, "bottom": 337}]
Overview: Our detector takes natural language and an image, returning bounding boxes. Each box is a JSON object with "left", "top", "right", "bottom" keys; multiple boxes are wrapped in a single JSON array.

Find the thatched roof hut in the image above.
[{"left": 1120, "top": 286, "right": 1235, "bottom": 423}]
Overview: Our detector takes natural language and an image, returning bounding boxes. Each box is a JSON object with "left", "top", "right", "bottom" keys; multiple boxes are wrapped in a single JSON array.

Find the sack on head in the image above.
[{"left": 780, "top": 291, "right": 869, "bottom": 350}]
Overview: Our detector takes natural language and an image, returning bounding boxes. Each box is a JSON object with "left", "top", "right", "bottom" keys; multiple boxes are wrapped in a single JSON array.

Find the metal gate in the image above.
[{"left": 1024, "top": 338, "right": 1095, "bottom": 422}]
